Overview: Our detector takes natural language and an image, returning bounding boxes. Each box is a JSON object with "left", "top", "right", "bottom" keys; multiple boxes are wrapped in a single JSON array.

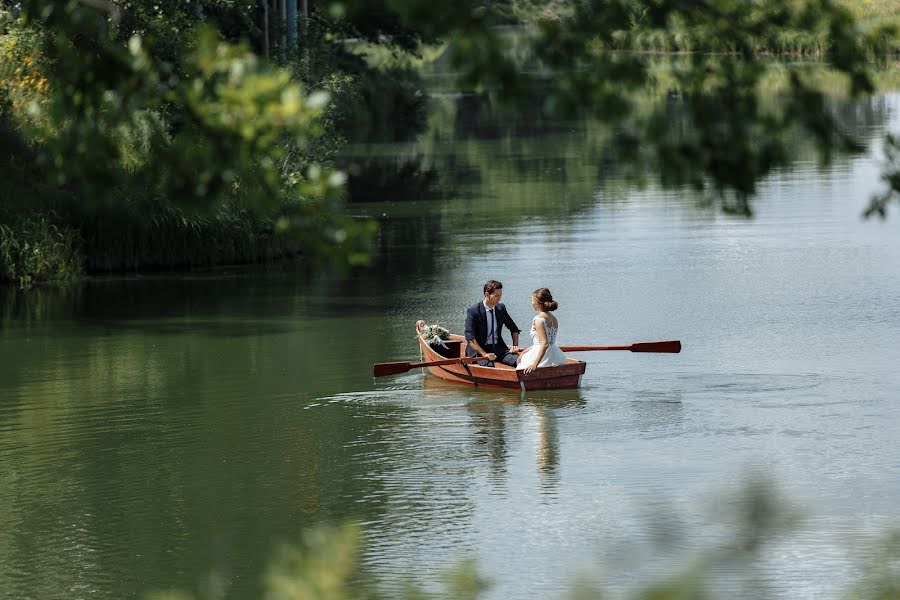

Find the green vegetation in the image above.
[
  {"left": 149, "top": 480, "right": 900, "bottom": 600},
  {"left": 501, "top": 0, "right": 900, "bottom": 55},
  {"left": 0, "top": 2, "right": 400, "bottom": 286},
  {"left": 0, "top": 213, "right": 82, "bottom": 287},
  {"left": 4, "top": 0, "right": 900, "bottom": 287}
]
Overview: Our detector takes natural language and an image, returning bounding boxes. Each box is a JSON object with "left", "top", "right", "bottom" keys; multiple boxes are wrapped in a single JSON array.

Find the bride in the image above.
[{"left": 516, "top": 288, "right": 568, "bottom": 374}]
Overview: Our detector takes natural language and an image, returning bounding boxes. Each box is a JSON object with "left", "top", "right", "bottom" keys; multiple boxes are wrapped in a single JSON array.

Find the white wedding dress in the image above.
[{"left": 516, "top": 316, "right": 568, "bottom": 371}]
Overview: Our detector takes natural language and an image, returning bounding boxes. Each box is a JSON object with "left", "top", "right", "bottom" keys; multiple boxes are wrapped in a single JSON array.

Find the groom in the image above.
[{"left": 465, "top": 280, "right": 521, "bottom": 366}]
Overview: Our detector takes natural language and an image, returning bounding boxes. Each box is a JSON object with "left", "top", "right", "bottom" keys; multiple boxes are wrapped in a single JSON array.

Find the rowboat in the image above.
[{"left": 415, "top": 322, "right": 587, "bottom": 391}]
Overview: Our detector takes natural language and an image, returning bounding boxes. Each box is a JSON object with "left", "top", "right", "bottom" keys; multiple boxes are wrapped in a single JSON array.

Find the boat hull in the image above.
[{"left": 416, "top": 329, "right": 586, "bottom": 391}]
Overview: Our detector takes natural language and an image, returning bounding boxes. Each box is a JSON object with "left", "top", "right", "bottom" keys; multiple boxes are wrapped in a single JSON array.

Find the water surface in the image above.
[{"left": 1, "top": 91, "right": 899, "bottom": 599}]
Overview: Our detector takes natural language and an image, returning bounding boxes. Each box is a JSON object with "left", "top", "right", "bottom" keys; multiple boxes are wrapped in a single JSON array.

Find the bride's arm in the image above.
[{"left": 524, "top": 319, "right": 549, "bottom": 374}]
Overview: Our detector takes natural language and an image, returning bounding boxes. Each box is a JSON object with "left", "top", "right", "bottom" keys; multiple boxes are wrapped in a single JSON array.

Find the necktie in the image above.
[{"left": 488, "top": 308, "right": 494, "bottom": 344}]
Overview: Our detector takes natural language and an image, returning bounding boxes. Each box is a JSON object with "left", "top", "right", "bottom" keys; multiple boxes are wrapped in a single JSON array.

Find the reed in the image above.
[{"left": 0, "top": 212, "right": 83, "bottom": 287}]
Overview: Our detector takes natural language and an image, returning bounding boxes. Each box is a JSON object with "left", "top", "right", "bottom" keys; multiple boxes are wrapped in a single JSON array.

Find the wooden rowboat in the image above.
[{"left": 416, "top": 323, "right": 587, "bottom": 391}]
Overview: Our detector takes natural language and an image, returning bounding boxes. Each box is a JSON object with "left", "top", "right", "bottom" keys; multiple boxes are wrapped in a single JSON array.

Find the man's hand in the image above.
[
  {"left": 508, "top": 345, "right": 521, "bottom": 354},
  {"left": 484, "top": 353, "right": 497, "bottom": 361}
]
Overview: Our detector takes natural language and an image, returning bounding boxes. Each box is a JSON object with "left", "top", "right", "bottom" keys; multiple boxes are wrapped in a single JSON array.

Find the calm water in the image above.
[{"left": 2, "top": 88, "right": 900, "bottom": 599}]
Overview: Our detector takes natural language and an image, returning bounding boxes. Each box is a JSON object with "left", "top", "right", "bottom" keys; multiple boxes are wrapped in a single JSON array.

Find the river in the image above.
[{"left": 1, "top": 86, "right": 899, "bottom": 598}]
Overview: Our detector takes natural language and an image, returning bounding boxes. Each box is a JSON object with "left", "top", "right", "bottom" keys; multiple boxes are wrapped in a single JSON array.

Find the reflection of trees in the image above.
[
  {"left": 0, "top": 359, "right": 399, "bottom": 598},
  {"left": 360, "top": 56, "right": 897, "bottom": 218},
  {"left": 343, "top": 155, "right": 439, "bottom": 202},
  {"left": 0, "top": 275, "right": 413, "bottom": 598},
  {"left": 452, "top": 90, "right": 577, "bottom": 141},
  {"left": 334, "top": 61, "right": 895, "bottom": 288},
  {"left": 834, "top": 93, "right": 893, "bottom": 137}
]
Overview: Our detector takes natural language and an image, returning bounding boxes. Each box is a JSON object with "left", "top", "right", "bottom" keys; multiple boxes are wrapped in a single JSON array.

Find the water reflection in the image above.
[
  {"left": 419, "top": 375, "right": 585, "bottom": 493},
  {"left": 468, "top": 400, "right": 509, "bottom": 482},
  {"left": 467, "top": 398, "right": 566, "bottom": 493},
  {"left": 343, "top": 154, "right": 438, "bottom": 202},
  {"left": 531, "top": 404, "right": 560, "bottom": 491}
]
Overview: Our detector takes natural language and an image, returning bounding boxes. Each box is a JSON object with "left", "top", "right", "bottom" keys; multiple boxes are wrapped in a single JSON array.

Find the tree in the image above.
[
  {"left": 0, "top": 0, "right": 374, "bottom": 282},
  {"left": 384, "top": 0, "right": 898, "bottom": 216}
]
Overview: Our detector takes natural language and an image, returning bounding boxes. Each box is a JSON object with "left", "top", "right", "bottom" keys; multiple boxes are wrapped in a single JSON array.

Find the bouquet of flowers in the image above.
[{"left": 418, "top": 323, "right": 451, "bottom": 348}]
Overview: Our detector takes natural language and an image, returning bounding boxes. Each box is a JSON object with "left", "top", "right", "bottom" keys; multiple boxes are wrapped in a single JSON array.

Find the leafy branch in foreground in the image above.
[
  {"left": 866, "top": 134, "right": 900, "bottom": 219},
  {"left": 388, "top": 0, "right": 898, "bottom": 216},
  {"left": 19, "top": 0, "right": 333, "bottom": 213},
  {"left": 1, "top": 0, "right": 375, "bottom": 278},
  {"left": 148, "top": 478, "right": 899, "bottom": 600}
]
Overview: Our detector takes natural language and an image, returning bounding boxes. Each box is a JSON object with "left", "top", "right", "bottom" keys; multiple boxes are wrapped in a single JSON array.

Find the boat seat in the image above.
[{"left": 430, "top": 339, "right": 463, "bottom": 358}]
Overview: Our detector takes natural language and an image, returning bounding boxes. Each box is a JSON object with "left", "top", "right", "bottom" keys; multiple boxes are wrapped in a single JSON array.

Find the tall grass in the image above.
[{"left": 0, "top": 213, "right": 83, "bottom": 287}]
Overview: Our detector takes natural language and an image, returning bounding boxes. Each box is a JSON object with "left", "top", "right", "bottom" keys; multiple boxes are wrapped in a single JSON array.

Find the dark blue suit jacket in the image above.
[{"left": 464, "top": 301, "right": 520, "bottom": 357}]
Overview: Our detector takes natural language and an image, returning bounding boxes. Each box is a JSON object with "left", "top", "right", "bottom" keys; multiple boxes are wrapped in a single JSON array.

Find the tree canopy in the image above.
[{"left": 1, "top": 0, "right": 898, "bottom": 284}]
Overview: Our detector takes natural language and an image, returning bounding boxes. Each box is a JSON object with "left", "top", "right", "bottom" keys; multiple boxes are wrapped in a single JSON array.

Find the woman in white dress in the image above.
[{"left": 516, "top": 288, "right": 568, "bottom": 374}]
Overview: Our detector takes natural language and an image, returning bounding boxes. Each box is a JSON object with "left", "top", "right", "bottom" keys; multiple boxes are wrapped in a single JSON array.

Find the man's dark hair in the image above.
[{"left": 483, "top": 280, "right": 503, "bottom": 295}]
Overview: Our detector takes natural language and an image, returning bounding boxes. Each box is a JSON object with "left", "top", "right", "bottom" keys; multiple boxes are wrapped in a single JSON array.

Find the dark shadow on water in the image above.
[
  {"left": 0, "top": 264, "right": 406, "bottom": 330},
  {"left": 76, "top": 317, "right": 297, "bottom": 338}
]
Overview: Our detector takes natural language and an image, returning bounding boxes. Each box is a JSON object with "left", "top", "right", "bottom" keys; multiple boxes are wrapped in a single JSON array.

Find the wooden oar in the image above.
[
  {"left": 374, "top": 356, "right": 488, "bottom": 377},
  {"left": 560, "top": 340, "right": 681, "bottom": 353}
]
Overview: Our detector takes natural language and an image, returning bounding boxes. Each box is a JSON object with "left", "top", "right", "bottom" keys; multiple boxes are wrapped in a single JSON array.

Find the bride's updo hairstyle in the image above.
[{"left": 532, "top": 287, "right": 558, "bottom": 312}]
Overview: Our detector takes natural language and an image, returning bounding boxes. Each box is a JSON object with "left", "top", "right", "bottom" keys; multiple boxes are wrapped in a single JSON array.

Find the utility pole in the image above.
[
  {"left": 279, "top": 0, "right": 286, "bottom": 62},
  {"left": 286, "top": 0, "right": 298, "bottom": 55},
  {"left": 260, "top": 0, "right": 269, "bottom": 58},
  {"left": 300, "top": 0, "right": 309, "bottom": 71}
]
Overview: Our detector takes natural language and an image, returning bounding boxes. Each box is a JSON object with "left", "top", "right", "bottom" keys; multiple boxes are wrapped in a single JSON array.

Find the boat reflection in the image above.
[{"left": 421, "top": 375, "right": 585, "bottom": 492}]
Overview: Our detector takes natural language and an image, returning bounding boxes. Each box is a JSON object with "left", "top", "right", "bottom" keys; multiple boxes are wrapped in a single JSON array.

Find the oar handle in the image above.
[
  {"left": 560, "top": 340, "right": 681, "bottom": 353},
  {"left": 409, "top": 356, "right": 485, "bottom": 368},
  {"left": 374, "top": 355, "right": 488, "bottom": 377},
  {"left": 560, "top": 345, "right": 631, "bottom": 351}
]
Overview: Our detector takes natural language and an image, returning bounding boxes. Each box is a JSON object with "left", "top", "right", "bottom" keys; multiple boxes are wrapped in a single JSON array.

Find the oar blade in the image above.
[
  {"left": 630, "top": 340, "right": 681, "bottom": 353},
  {"left": 373, "top": 362, "right": 413, "bottom": 377}
]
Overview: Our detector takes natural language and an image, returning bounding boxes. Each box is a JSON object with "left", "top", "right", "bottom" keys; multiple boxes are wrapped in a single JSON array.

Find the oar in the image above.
[
  {"left": 560, "top": 340, "right": 681, "bottom": 353},
  {"left": 374, "top": 356, "right": 488, "bottom": 377}
]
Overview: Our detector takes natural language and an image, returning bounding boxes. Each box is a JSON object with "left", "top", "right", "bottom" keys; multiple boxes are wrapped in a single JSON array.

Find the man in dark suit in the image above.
[{"left": 465, "top": 280, "right": 521, "bottom": 366}]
